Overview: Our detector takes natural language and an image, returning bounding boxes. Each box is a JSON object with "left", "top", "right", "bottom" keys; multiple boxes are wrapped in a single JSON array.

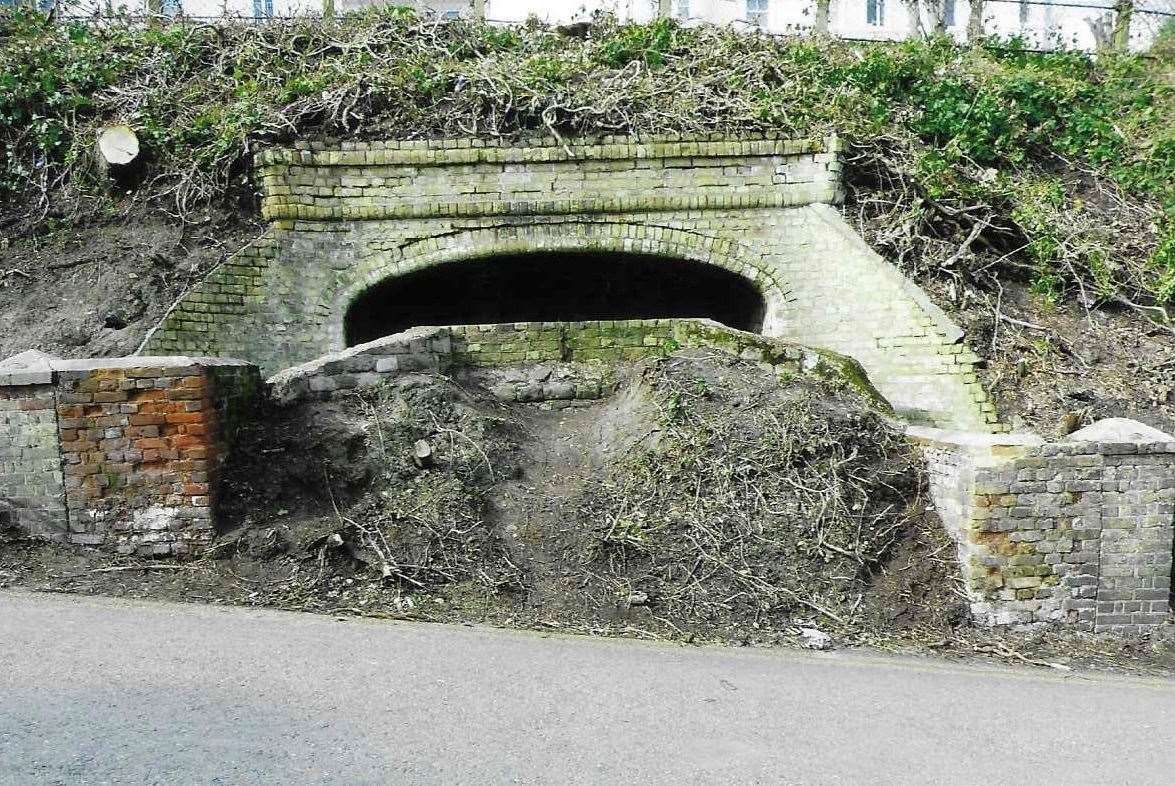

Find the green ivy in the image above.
[{"left": 595, "top": 17, "right": 676, "bottom": 68}]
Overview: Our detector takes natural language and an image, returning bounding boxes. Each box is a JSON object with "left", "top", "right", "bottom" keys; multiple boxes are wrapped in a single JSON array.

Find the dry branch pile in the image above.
[
  {"left": 570, "top": 353, "right": 930, "bottom": 634},
  {"left": 0, "top": 8, "right": 1171, "bottom": 316},
  {"left": 217, "top": 373, "right": 525, "bottom": 613},
  {"left": 206, "top": 352, "right": 947, "bottom": 640}
]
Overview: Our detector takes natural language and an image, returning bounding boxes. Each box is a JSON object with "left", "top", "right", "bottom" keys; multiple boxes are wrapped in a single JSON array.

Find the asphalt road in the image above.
[{"left": 2, "top": 591, "right": 1174, "bottom": 786}]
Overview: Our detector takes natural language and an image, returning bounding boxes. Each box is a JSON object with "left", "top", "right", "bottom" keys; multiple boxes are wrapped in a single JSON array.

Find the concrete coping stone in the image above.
[
  {"left": 1065, "top": 417, "right": 1175, "bottom": 445},
  {"left": 0, "top": 350, "right": 254, "bottom": 388},
  {"left": 908, "top": 418, "right": 1175, "bottom": 461},
  {"left": 0, "top": 349, "right": 58, "bottom": 386},
  {"left": 49, "top": 356, "right": 254, "bottom": 372},
  {"left": 0, "top": 349, "right": 59, "bottom": 370},
  {"left": 905, "top": 425, "right": 1044, "bottom": 451}
]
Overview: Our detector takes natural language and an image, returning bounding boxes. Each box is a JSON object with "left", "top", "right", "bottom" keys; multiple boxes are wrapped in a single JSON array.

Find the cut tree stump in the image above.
[
  {"left": 96, "top": 125, "right": 140, "bottom": 177},
  {"left": 412, "top": 439, "right": 434, "bottom": 468}
]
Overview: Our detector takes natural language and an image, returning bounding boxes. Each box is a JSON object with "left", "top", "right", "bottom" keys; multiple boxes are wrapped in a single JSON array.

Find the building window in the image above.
[
  {"left": 867, "top": 0, "right": 885, "bottom": 26},
  {"left": 944, "top": 0, "right": 956, "bottom": 26},
  {"left": 252, "top": 0, "right": 272, "bottom": 18},
  {"left": 440, "top": 9, "right": 461, "bottom": 19},
  {"left": 160, "top": 0, "right": 182, "bottom": 15},
  {"left": 675, "top": 0, "right": 689, "bottom": 19},
  {"left": 746, "top": 0, "right": 768, "bottom": 26}
]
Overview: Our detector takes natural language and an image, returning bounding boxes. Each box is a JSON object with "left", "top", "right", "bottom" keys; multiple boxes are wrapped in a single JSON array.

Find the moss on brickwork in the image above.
[
  {"left": 917, "top": 428, "right": 1175, "bottom": 632},
  {"left": 270, "top": 319, "right": 885, "bottom": 409},
  {"left": 144, "top": 173, "right": 997, "bottom": 431}
]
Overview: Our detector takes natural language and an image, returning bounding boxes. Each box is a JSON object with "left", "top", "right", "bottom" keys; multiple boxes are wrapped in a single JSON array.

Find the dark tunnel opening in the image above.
[{"left": 344, "top": 251, "right": 767, "bottom": 347}]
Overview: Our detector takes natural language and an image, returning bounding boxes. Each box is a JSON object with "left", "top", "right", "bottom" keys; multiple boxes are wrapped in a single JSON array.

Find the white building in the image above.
[
  {"left": 481, "top": 0, "right": 1168, "bottom": 51},
  {"left": 47, "top": 0, "right": 1170, "bottom": 51}
]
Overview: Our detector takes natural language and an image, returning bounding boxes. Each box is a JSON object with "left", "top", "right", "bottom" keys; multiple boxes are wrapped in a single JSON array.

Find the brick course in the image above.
[
  {"left": 0, "top": 354, "right": 259, "bottom": 556},
  {"left": 141, "top": 134, "right": 996, "bottom": 431}
]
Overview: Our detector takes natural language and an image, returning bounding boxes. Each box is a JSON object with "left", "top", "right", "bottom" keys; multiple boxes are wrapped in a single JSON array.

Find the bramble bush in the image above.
[{"left": 0, "top": 8, "right": 1170, "bottom": 311}]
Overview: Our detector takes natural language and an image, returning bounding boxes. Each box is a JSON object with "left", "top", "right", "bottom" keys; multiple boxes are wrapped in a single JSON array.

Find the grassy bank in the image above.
[{"left": 1, "top": 8, "right": 1171, "bottom": 312}]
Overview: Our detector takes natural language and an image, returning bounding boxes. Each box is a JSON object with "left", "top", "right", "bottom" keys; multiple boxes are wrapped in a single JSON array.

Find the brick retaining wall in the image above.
[
  {"left": 267, "top": 318, "right": 885, "bottom": 409},
  {"left": 0, "top": 353, "right": 259, "bottom": 556},
  {"left": 911, "top": 425, "right": 1175, "bottom": 633}
]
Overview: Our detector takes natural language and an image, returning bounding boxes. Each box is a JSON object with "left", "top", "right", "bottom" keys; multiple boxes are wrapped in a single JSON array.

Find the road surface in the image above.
[{"left": 1, "top": 591, "right": 1173, "bottom": 785}]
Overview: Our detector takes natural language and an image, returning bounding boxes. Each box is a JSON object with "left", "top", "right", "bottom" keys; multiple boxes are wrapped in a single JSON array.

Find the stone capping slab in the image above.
[
  {"left": 0, "top": 354, "right": 253, "bottom": 387},
  {"left": 1067, "top": 417, "right": 1175, "bottom": 444},
  {"left": 48, "top": 355, "right": 253, "bottom": 372},
  {"left": 0, "top": 350, "right": 254, "bottom": 384},
  {"left": 258, "top": 134, "right": 840, "bottom": 168},
  {"left": 0, "top": 349, "right": 58, "bottom": 386},
  {"left": 906, "top": 425, "right": 1043, "bottom": 455}
]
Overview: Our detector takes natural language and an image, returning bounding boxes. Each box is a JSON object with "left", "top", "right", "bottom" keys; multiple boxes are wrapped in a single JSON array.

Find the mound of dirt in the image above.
[{"left": 0, "top": 349, "right": 961, "bottom": 644}]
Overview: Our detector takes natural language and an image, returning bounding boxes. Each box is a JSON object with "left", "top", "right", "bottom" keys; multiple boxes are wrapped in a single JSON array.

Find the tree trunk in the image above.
[
  {"left": 928, "top": 0, "right": 948, "bottom": 35},
  {"left": 1112, "top": 0, "right": 1134, "bottom": 52},
  {"left": 904, "top": 0, "right": 925, "bottom": 38},
  {"left": 967, "top": 0, "right": 985, "bottom": 41},
  {"left": 96, "top": 125, "right": 142, "bottom": 189},
  {"left": 1087, "top": 11, "right": 1115, "bottom": 51},
  {"left": 657, "top": 0, "right": 671, "bottom": 18},
  {"left": 322, "top": 0, "right": 334, "bottom": 19},
  {"left": 814, "top": 0, "right": 832, "bottom": 34},
  {"left": 412, "top": 440, "right": 434, "bottom": 469},
  {"left": 472, "top": 0, "right": 485, "bottom": 20}
]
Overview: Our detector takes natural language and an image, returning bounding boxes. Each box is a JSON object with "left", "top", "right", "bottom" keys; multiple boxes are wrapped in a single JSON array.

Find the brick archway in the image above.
[
  {"left": 141, "top": 134, "right": 997, "bottom": 430},
  {"left": 325, "top": 221, "right": 789, "bottom": 351}
]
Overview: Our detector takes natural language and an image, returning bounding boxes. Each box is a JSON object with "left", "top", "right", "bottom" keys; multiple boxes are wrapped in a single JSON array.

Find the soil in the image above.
[
  {"left": 0, "top": 209, "right": 258, "bottom": 360},
  {"left": 925, "top": 278, "right": 1175, "bottom": 437}
]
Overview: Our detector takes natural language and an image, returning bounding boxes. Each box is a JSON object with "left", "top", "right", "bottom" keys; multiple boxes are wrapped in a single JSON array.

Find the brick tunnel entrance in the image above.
[{"left": 344, "top": 252, "right": 767, "bottom": 347}]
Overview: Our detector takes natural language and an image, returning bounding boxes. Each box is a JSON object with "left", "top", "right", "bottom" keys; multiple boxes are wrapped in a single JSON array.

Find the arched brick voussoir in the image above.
[
  {"left": 142, "top": 134, "right": 996, "bottom": 432},
  {"left": 324, "top": 221, "right": 791, "bottom": 350}
]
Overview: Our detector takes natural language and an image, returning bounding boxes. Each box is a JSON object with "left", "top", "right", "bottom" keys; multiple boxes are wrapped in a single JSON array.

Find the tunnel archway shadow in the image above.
[{"left": 344, "top": 251, "right": 767, "bottom": 347}]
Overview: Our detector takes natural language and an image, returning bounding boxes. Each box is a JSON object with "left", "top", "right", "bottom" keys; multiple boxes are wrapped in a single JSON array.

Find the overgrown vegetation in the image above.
[
  {"left": 54, "top": 351, "right": 945, "bottom": 640},
  {"left": 0, "top": 8, "right": 1171, "bottom": 315}
]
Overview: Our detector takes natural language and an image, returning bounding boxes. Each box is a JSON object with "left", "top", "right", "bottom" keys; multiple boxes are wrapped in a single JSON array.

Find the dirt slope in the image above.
[{"left": 0, "top": 211, "right": 257, "bottom": 360}]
